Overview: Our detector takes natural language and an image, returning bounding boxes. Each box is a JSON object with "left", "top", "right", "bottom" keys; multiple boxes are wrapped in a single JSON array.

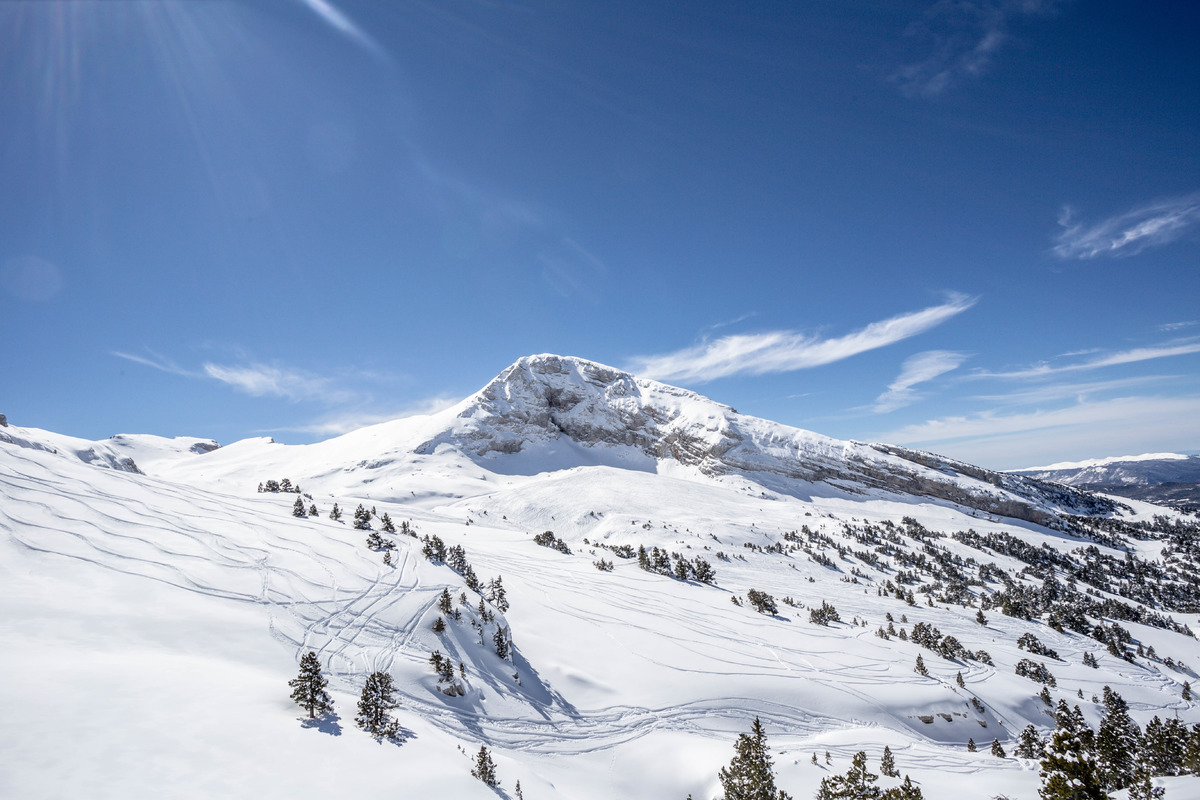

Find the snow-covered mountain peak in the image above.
[{"left": 420, "top": 353, "right": 742, "bottom": 465}]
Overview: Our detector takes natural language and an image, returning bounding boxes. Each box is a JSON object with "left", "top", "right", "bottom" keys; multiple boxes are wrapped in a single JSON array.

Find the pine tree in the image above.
[
  {"left": 288, "top": 651, "right": 333, "bottom": 719},
  {"left": 330, "top": 503, "right": 342, "bottom": 521},
  {"left": 880, "top": 745, "right": 898, "bottom": 777},
  {"left": 515, "top": 779, "right": 524, "bottom": 799},
  {"left": 1128, "top": 751, "right": 1164, "bottom": 800},
  {"left": 1096, "top": 686, "right": 1140, "bottom": 790},
  {"left": 956, "top": 671, "right": 965, "bottom": 688},
  {"left": 693, "top": 557, "right": 716, "bottom": 584},
  {"left": 914, "top": 654, "right": 928, "bottom": 676},
  {"left": 438, "top": 588, "right": 453, "bottom": 615},
  {"left": 493, "top": 626, "right": 510, "bottom": 660},
  {"left": 353, "top": 504, "right": 370, "bottom": 531},
  {"left": 380, "top": 513, "right": 395, "bottom": 533},
  {"left": 309, "top": 503, "right": 318, "bottom": 517},
  {"left": 292, "top": 496, "right": 306, "bottom": 517},
  {"left": 1038, "top": 709, "right": 1105, "bottom": 800},
  {"left": 487, "top": 576, "right": 509, "bottom": 612},
  {"left": 817, "top": 750, "right": 875, "bottom": 800},
  {"left": 991, "top": 739, "right": 1006, "bottom": 758},
  {"left": 432, "top": 616, "right": 446, "bottom": 633},
  {"left": 976, "top": 609, "right": 987, "bottom": 626},
  {"left": 355, "top": 671, "right": 400, "bottom": 740},
  {"left": 718, "top": 717, "right": 793, "bottom": 800},
  {"left": 1017, "top": 724, "right": 1045, "bottom": 759},
  {"left": 881, "top": 775, "right": 923, "bottom": 800},
  {"left": 472, "top": 745, "right": 498, "bottom": 787},
  {"left": 1184, "top": 681, "right": 1192, "bottom": 702},
  {"left": 967, "top": 738, "right": 976, "bottom": 752}
]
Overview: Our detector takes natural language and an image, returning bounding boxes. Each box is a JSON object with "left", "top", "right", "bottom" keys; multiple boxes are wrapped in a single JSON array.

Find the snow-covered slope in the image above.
[{"left": 2, "top": 355, "right": 1198, "bottom": 799}]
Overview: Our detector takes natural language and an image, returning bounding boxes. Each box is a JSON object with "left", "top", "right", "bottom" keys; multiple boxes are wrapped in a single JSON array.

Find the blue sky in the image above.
[{"left": 2, "top": 0, "right": 1198, "bottom": 470}]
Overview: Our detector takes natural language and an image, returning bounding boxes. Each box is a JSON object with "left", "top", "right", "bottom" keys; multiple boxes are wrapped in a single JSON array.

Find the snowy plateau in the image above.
[{"left": 2, "top": 354, "right": 1198, "bottom": 799}]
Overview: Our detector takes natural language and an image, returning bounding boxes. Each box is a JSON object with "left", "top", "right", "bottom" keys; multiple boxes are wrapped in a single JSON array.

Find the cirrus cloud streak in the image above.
[
  {"left": 1054, "top": 192, "right": 1200, "bottom": 259},
  {"left": 628, "top": 293, "right": 976, "bottom": 384}
]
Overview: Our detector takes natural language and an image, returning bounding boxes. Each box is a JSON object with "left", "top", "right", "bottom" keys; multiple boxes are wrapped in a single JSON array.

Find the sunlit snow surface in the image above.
[{"left": 3, "top": 359, "right": 1197, "bottom": 798}]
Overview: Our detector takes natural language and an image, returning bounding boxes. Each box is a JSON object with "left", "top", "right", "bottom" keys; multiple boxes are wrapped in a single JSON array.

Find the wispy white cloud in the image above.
[
  {"left": 202, "top": 362, "right": 356, "bottom": 404},
  {"left": 968, "top": 374, "right": 1181, "bottom": 405},
  {"left": 628, "top": 293, "right": 977, "bottom": 383},
  {"left": 1053, "top": 192, "right": 1200, "bottom": 259},
  {"left": 111, "top": 350, "right": 199, "bottom": 378},
  {"left": 890, "top": 0, "right": 1060, "bottom": 98},
  {"left": 295, "top": 0, "right": 386, "bottom": 60},
  {"left": 873, "top": 350, "right": 968, "bottom": 413},
  {"left": 1159, "top": 320, "right": 1198, "bottom": 332},
  {"left": 274, "top": 395, "right": 464, "bottom": 437},
  {"left": 877, "top": 394, "right": 1200, "bottom": 470},
  {"left": 976, "top": 339, "right": 1200, "bottom": 379}
]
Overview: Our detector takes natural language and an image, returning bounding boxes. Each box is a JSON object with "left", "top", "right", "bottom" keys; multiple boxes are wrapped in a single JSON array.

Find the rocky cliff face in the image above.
[{"left": 417, "top": 354, "right": 1118, "bottom": 526}]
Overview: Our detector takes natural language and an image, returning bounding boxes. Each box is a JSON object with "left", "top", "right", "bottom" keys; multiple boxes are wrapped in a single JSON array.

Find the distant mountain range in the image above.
[{"left": 1012, "top": 453, "right": 1200, "bottom": 512}]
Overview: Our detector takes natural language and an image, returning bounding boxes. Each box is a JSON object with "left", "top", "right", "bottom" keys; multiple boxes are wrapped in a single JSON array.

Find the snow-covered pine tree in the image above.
[
  {"left": 1016, "top": 724, "right": 1045, "bottom": 759},
  {"left": 353, "top": 504, "right": 370, "bottom": 531},
  {"left": 719, "top": 717, "right": 792, "bottom": 800},
  {"left": 355, "top": 671, "right": 400, "bottom": 740},
  {"left": 472, "top": 745, "right": 498, "bottom": 787},
  {"left": 914, "top": 654, "right": 928, "bottom": 676},
  {"left": 967, "top": 738, "right": 976, "bottom": 752},
  {"left": 1128, "top": 751, "right": 1165, "bottom": 800},
  {"left": 438, "top": 588, "right": 453, "bottom": 615},
  {"left": 288, "top": 651, "right": 333, "bottom": 719},
  {"left": 881, "top": 775, "right": 923, "bottom": 800},
  {"left": 329, "top": 503, "right": 342, "bottom": 521},
  {"left": 308, "top": 503, "right": 318, "bottom": 517},
  {"left": 1097, "top": 685, "right": 1140, "bottom": 790},
  {"left": 292, "top": 496, "right": 306, "bottom": 517},
  {"left": 1038, "top": 704, "right": 1105, "bottom": 799},
  {"left": 380, "top": 513, "right": 395, "bottom": 533},
  {"left": 991, "top": 739, "right": 1006, "bottom": 758}
]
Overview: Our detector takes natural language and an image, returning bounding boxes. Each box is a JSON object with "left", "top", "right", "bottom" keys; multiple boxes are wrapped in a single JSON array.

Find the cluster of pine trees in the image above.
[
  {"left": 1029, "top": 690, "right": 1199, "bottom": 799},
  {"left": 287, "top": 651, "right": 401, "bottom": 741},
  {"left": 637, "top": 544, "right": 716, "bottom": 584},
  {"left": 259, "top": 478, "right": 302, "bottom": 493}
]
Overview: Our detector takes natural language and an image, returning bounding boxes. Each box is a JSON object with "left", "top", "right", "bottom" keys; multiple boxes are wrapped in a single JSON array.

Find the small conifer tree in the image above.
[
  {"left": 880, "top": 745, "right": 898, "bottom": 776},
  {"left": 992, "top": 738, "right": 1006, "bottom": 758},
  {"left": 329, "top": 503, "right": 342, "bottom": 521},
  {"left": 472, "top": 745, "right": 498, "bottom": 787},
  {"left": 289, "top": 651, "right": 333, "bottom": 719},
  {"left": 292, "top": 496, "right": 306, "bottom": 517},
  {"left": 719, "top": 717, "right": 793, "bottom": 800},
  {"left": 967, "top": 738, "right": 976, "bottom": 752},
  {"left": 1017, "top": 724, "right": 1045, "bottom": 759},
  {"left": 309, "top": 503, "right": 318, "bottom": 516},
  {"left": 914, "top": 654, "right": 928, "bottom": 676}
]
